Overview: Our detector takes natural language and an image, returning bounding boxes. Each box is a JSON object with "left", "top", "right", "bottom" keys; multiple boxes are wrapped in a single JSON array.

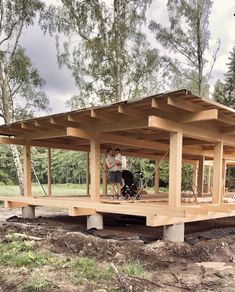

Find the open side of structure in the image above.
[{"left": 1, "top": 89, "right": 235, "bottom": 240}]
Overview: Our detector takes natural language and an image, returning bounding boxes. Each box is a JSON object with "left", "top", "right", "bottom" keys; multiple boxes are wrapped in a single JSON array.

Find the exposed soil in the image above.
[{"left": 1, "top": 207, "right": 235, "bottom": 291}]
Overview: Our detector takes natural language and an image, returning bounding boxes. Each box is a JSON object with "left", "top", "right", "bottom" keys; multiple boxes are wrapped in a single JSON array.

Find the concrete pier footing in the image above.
[
  {"left": 87, "top": 214, "right": 103, "bottom": 230},
  {"left": 163, "top": 223, "right": 185, "bottom": 242},
  {"left": 22, "top": 206, "right": 35, "bottom": 219}
]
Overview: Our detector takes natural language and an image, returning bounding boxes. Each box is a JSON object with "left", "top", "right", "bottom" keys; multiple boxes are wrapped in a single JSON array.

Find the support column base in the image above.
[
  {"left": 22, "top": 206, "right": 35, "bottom": 219},
  {"left": 163, "top": 223, "right": 184, "bottom": 242},
  {"left": 87, "top": 214, "right": 103, "bottom": 230}
]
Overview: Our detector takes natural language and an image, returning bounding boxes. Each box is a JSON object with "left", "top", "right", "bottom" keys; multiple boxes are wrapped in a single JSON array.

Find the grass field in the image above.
[
  {"left": 0, "top": 183, "right": 156, "bottom": 197},
  {"left": 0, "top": 184, "right": 89, "bottom": 197}
]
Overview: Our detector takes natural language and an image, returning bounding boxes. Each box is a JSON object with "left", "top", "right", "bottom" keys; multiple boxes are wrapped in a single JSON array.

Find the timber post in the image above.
[
  {"left": 102, "top": 154, "right": 107, "bottom": 196},
  {"left": 90, "top": 139, "right": 101, "bottom": 201},
  {"left": 47, "top": 148, "right": 52, "bottom": 196},
  {"left": 154, "top": 160, "right": 160, "bottom": 195},
  {"left": 168, "top": 131, "right": 183, "bottom": 207},
  {"left": 212, "top": 142, "right": 223, "bottom": 204},
  {"left": 23, "top": 143, "right": 32, "bottom": 197},
  {"left": 198, "top": 156, "right": 204, "bottom": 197},
  {"left": 192, "top": 162, "right": 198, "bottom": 194},
  {"left": 86, "top": 152, "right": 90, "bottom": 195}
]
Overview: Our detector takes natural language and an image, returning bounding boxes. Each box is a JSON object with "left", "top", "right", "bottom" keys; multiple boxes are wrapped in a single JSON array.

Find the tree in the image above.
[
  {"left": 224, "top": 46, "right": 235, "bottom": 102},
  {"left": 149, "top": 0, "right": 219, "bottom": 96},
  {"left": 213, "top": 79, "right": 227, "bottom": 105},
  {"left": 213, "top": 47, "right": 235, "bottom": 108},
  {"left": 41, "top": 0, "right": 159, "bottom": 107},
  {"left": 0, "top": 0, "right": 49, "bottom": 194}
]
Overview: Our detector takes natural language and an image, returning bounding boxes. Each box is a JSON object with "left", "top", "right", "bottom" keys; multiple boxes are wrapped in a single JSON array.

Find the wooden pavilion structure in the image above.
[{"left": 1, "top": 89, "right": 235, "bottom": 240}]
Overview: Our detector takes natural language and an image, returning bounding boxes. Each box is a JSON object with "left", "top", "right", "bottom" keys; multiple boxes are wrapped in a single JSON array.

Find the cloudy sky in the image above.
[{"left": 19, "top": 0, "right": 235, "bottom": 115}]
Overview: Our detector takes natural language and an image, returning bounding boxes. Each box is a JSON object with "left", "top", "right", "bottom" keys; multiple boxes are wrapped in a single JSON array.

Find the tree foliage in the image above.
[
  {"left": 224, "top": 46, "right": 235, "bottom": 105},
  {"left": 0, "top": 0, "right": 49, "bottom": 122},
  {"left": 41, "top": 0, "right": 159, "bottom": 108},
  {"left": 149, "top": 0, "right": 218, "bottom": 96},
  {"left": 213, "top": 46, "right": 235, "bottom": 108},
  {"left": 0, "top": 0, "right": 49, "bottom": 194}
]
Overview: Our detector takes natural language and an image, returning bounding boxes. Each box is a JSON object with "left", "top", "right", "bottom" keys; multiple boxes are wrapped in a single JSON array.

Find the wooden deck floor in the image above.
[{"left": 1, "top": 195, "right": 235, "bottom": 227}]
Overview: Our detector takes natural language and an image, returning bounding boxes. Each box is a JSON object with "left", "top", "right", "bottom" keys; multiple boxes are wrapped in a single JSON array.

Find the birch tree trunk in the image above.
[
  {"left": 114, "top": 0, "right": 124, "bottom": 101},
  {"left": 0, "top": 64, "right": 24, "bottom": 195}
]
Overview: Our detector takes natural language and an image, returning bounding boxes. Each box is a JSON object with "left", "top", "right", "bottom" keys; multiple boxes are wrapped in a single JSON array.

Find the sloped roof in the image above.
[{"left": 1, "top": 89, "right": 235, "bottom": 161}]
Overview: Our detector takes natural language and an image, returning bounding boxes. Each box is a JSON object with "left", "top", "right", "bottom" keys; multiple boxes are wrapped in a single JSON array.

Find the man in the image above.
[{"left": 106, "top": 148, "right": 122, "bottom": 199}]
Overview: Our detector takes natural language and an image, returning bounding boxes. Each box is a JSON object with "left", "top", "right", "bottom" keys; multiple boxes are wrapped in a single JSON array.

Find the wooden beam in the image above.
[
  {"left": 86, "top": 152, "right": 90, "bottom": 195},
  {"left": 48, "top": 148, "right": 52, "bottom": 196},
  {"left": 67, "top": 127, "right": 169, "bottom": 151},
  {"left": 180, "top": 109, "right": 218, "bottom": 123},
  {"left": 23, "top": 144, "right": 32, "bottom": 197},
  {"left": 0, "top": 127, "right": 18, "bottom": 136},
  {"left": 154, "top": 160, "right": 160, "bottom": 194},
  {"left": 66, "top": 127, "right": 205, "bottom": 158},
  {"left": 0, "top": 137, "right": 25, "bottom": 145},
  {"left": 222, "top": 159, "right": 226, "bottom": 197},
  {"left": 118, "top": 105, "right": 144, "bottom": 117},
  {"left": 200, "top": 204, "right": 231, "bottom": 212},
  {"left": 68, "top": 207, "right": 96, "bottom": 216},
  {"left": 212, "top": 141, "right": 223, "bottom": 204},
  {"left": 207, "top": 165, "right": 212, "bottom": 193},
  {"left": 94, "top": 118, "right": 148, "bottom": 132},
  {"left": 18, "top": 128, "right": 67, "bottom": 140},
  {"left": 192, "top": 162, "right": 198, "bottom": 194},
  {"left": 102, "top": 154, "right": 107, "bottom": 195},
  {"left": 218, "top": 112, "right": 235, "bottom": 126},
  {"left": 90, "top": 109, "right": 115, "bottom": 121},
  {"left": 90, "top": 139, "right": 100, "bottom": 201},
  {"left": 198, "top": 156, "right": 204, "bottom": 196},
  {"left": 169, "top": 132, "right": 183, "bottom": 207},
  {"left": 148, "top": 115, "right": 235, "bottom": 147},
  {"left": 21, "top": 122, "right": 35, "bottom": 131},
  {"left": 222, "top": 126, "right": 235, "bottom": 134},
  {"left": 167, "top": 96, "right": 201, "bottom": 112},
  {"left": 34, "top": 120, "right": 52, "bottom": 130},
  {"left": 5, "top": 201, "right": 28, "bottom": 208}
]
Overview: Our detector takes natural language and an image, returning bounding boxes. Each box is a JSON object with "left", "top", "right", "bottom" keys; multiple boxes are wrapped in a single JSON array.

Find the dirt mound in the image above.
[{"left": 1, "top": 210, "right": 235, "bottom": 291}]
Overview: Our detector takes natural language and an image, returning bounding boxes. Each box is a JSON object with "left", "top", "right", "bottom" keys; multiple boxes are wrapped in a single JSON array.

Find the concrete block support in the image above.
[
  {"left": 87, "top": 214, "right": 103, "bottom": 230},
  {"left": 163, "top": 223, "right": 184, "bottom": 242},
  {"left": 22, "top": 206, "right": 35, "bottom": 219}
]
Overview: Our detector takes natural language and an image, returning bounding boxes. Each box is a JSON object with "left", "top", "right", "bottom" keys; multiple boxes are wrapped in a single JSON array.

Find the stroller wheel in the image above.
[
  {"left": 136, "top": 193, "right": 141, "bottom": 200},
  {"left": 124, "top": 193, "right": 130, "bottom": 200}
]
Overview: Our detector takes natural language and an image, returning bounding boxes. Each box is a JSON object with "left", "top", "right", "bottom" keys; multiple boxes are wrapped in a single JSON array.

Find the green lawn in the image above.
[
  {"left": 0, "top": 183, "right": 156, "bottom": 197},
  {"left": 0, "top": 183, "right": 89, "bottom": 197}
]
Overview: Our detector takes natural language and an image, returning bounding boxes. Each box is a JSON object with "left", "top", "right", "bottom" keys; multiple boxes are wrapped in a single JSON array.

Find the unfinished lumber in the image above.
[
  {"left": 68, "top": 207, "right": 96, "bottom": 216},
  {"left": 198, "top": 156, "right": 204, "bottom": 196},
  {"left": 90, "top": 139, "right": 101, "bottom": 201},
  {"left": 5, "top": 201, "right": 28, "bottom": 208},
  {"left": 192, "top": 162, "right": 198, "bottom": 194},
  {"left": 154, "top": 160, "right": 160, "bottom": 194},
  {"left": 102, "top": 154, "right": 107, "bottom": 195},
  {"left": 212, "top": 141, "right": 223, "bottom": 204},
  {"left": 169, "top": 132, "right": 183, "bottom": 207},
  {"left": 23, "top": 144, "right": 32, "bottom": 197},
  {"left": 47, "top": 148, "right": 52, "bottom": 196},
  {"left": 86, "top": 152, "right": 90, "bottom": 195},
  {"left": 180, "top": 109, "right": 218, "bottom": 123}
]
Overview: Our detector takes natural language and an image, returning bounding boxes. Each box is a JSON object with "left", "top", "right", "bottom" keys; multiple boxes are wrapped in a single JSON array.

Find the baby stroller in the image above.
[{"left": 121, "top": 170, "right": 144, "bottom": 200}]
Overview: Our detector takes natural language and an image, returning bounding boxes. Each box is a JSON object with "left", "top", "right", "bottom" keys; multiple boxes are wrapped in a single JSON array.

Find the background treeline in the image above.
[{"left": 0, "top": 144, "right": 194, "bottom": 190}]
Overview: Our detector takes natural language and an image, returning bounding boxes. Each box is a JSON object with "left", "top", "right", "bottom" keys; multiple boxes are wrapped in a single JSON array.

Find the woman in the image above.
[{"left": 106, "top": 148, "right": 122, "bottom": 199}]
